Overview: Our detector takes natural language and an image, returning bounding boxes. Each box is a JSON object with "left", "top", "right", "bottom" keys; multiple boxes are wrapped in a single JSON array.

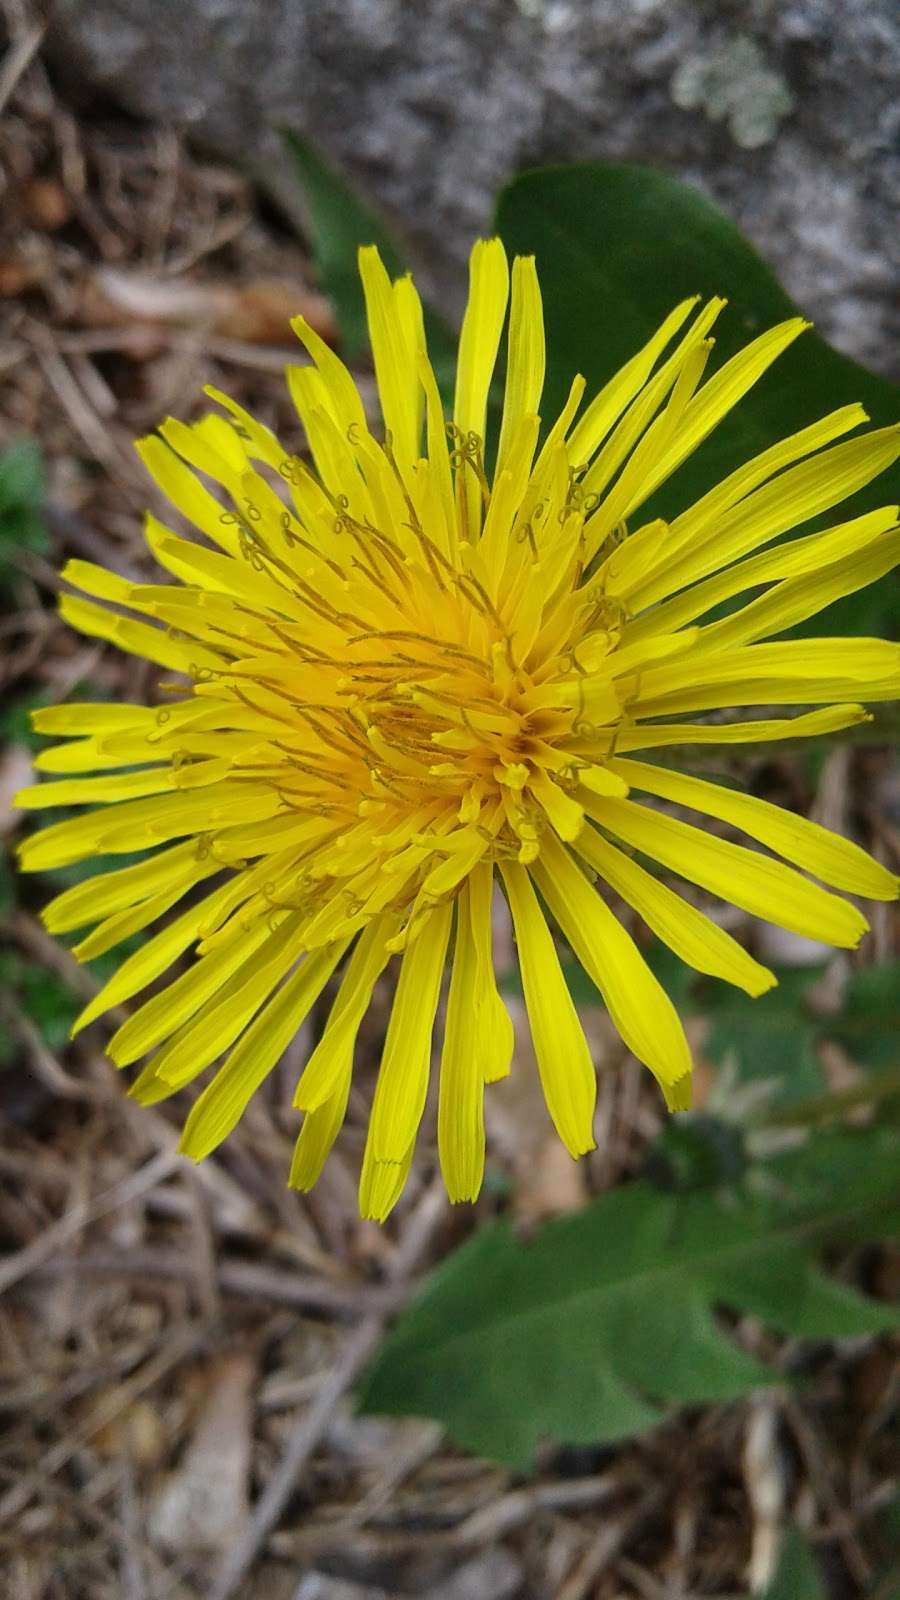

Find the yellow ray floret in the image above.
[{"left": 16, "top": 239, "right": 900, "bottom": 1218}]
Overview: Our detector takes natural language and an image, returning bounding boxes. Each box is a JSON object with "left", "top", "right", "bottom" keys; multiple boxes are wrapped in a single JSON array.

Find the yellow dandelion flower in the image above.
[{"left": 17, "top": 241, "right": 900, "bottom": 1219}]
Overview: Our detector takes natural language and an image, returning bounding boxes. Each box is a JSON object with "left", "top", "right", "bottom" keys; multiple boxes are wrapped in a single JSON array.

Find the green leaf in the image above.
[
  {"left": 494, "top": 163, "right": 899, "bottom": 634},
  {"left": 20, "top": 967, "right": 81, "bottom": 1053},
  {"left": 646, "top": 1114, "right": 748, "bottom": 1193},
  {"left": 0, "top": 440, "right": 47, "bottom": 573},
  {"left": 762, "top": 1526, "right": 826, "bottom": 1600},
  {"left": 281, "top": 131, "right": 457, "bottom": 393},
  {"left": 0, "top": 848, "right": 18, "bottom": 914},
  {"left": 0, "top": 946, "right": 81, "bottom": 1054},
  {"left": 282, "top": 131, "right": 404, "bottom": 359},
  {"left": 830, "top": 961, "right": 900, "bottom": 1071},
  {"left": 703, "top": 966, "right": 825, "bottom": 1108},
  {"left": 702, "top": 959, "right": 900, "bottom": 1119},
  {"left": 359, "top": 1129, "right": 899, "bottom": 1466},
  {"left": 0, "top": 688, "right": 51, "bottom": 753}
]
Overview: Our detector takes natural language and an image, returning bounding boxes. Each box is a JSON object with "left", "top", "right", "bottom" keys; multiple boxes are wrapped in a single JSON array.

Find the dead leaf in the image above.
[
  {"left": 216, "top": 279, "right": 335, "bottom": 343},
  {"left": 80, "top": 267, "right": 336, "bottom": 344},
  {"left": 514, "top": 1133, "right": 589, "bottom": 1229},
  {"left": 149, "top": 1353, "right": 255, "bottom": 1551}
]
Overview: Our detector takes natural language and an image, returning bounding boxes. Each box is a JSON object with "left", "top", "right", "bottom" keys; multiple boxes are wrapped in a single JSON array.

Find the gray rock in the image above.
[{"left": 49, "top": 0, "right": 899, "bottom": 375}]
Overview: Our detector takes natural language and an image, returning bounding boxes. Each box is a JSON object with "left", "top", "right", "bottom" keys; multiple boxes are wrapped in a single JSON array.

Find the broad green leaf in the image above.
[
  {"left": 281, "top": 131, "right": 457, "bottom": 391},
  {"left": 359, "top": 1130, "right": 899, "bottom": 1466},
  {"left": 762, "top": 1526, "right": 825, "bottom": 1600},
  {"left": 494, "top": 163, "right": 899, "bottom": 634}
]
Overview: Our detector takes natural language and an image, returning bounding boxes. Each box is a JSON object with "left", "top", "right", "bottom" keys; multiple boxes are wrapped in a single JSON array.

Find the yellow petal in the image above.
[
  {"left": 575, "top": 765, "right": 630, "bottom": 799},
  {"left": 611, "top": 757, "right": 899, "bottom": 901},
  {"left": 496, "top": 255, "right": 545, "bottom": 474},
  {"left": 107, "top": 911, "right": 277, "bottom": 1067},
  {"left": 128, "top": 1059, "right": 179, "bottom": 1106},
  {"left": 203, "top": 385, "right": 292, "bottom": 473},
  {"left": 160, "top": 414, "right": 243, "bottom": 488},
  {"left": 583, "top": 339, "right": 713, "bottom": 554},
  {"left": 35, "top": 734, "right": 142, "bottom": 775},
  {"left": 480, "top": 414, "right": 541, "bottom": 581},
  {"left": 179, "top": 941, "right": 347, "bottom": 1161},
  {"left": 135, "top": 436, "right": 242, "bottom": 556},
  {"left": 567, "top": 295, "right": 701, "bottom": 466},
  {"left": 392, "top": 272, "right": 426, "bottom": 457},
  {"left": 500, "top": 861, "right": 596, "bottom": 1156},
  {"left": 438, "top": 886, "right": 487, "bottom": 1202},
  {"left": 42, "top": 840, "right": 204, "bottom": 934},
  {"left": 585, "top": 796, "right": 869, "bottom": 949},
  {"left": 633, "top": 639, "right": 900, "bottom": 718},
  {"left": 154, "top": 911, "right": 309, "bottom": 1089},
  {"left": 575, "top": 827, "right": 775, "bottom": 997},
  {"left": 529, "top": 768, "right": 585, "bottom": 841},
  {"left": 467, "top": 860, "right": 514, "bottom": 1083},
  {"left": 532, "top": 833, "right": 693, "bottom": 1103},
  {"left": 290, "top": 313, "right": 368, "bottom": 436},
  {"left": 359, "top": 1134, "right": 415, "bottom": 1223},
  {"left": 607, "top": 627, "right": 699, "bottom": 680},
  {"left": 59, "top": 559, "right": 136, "bottom": 607},
  {"left": 616, "top": 704, "right": 872, "bottom": 752},
  {"left": 454, "top": 237, "right": 510, "bottom": 441},
  {"left": 581, "top": 299, "right": 725, "bottom": 521},
  {"left": 358, "top": 246, "right": 420, "bottom": 476},
  {"left": 16, "top": 761, "right": 227, "bottom": 810},
  {"left": 628, "top": 424, "right": 900, "bottom": 608},
  {"left": 637, "top": 318, "right": 808, "bottom": 504},
  {"left": 421, "top": 829, "right": 491, "bottom": 897},
  {"left": 31, "top": 702, "right": 158, "bottom": 737},
  {"left": 294, "top": 918, "right": 396, "bottom": 1111},
  {"left": 15, "top": 787, "right": 235, "bottom": 873},
  {"left": 604, "top": 403, "right": 868, "bottom": 599},
  {"left": 417, "top": 349, "right": 456, "bottom": 553},
  {"left": 287, "top": 367, "right": 370, "bottom": 512},
  {"left": 368, "top": 899, "right": 452, "bottom": 1163},
  {"left": 144, "top": 517, "right": 295, "bottom": 614},
  {"left": 290, "top": 1075, "right": 353, "bottom": 1191},
  {"left": 59, "top": 593, "right": 221, "bottom": 676},
  {"left": 453, "top": 237, "right": 510, "bottom": 538},
  {"left": 624, "top": 507, "right": 899, "bottom": 643},
  {"left": 70, "top": 876, "right": 245, "bottom": 1034},
  {"left": 696, "top": 527, "right": 900, "bottom": 651},
  {"left": 70, "top": 873, "right": 213, "bottom": 962}
]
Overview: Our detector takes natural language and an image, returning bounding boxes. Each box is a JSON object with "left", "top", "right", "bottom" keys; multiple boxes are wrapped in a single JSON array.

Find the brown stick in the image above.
[{"left": 209, "top": 1178, "right": 447, "bottom": 1600}]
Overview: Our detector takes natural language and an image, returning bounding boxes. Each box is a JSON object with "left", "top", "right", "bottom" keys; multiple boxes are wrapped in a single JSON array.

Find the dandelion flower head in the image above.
[{"left": 17, "top": 241, "right": 900, "bottom": 1218}]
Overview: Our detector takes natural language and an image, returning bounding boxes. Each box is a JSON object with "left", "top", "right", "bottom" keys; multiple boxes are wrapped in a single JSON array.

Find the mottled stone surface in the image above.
[{"left": 50, "top": 0, "right": 899, "bottom": 373}]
